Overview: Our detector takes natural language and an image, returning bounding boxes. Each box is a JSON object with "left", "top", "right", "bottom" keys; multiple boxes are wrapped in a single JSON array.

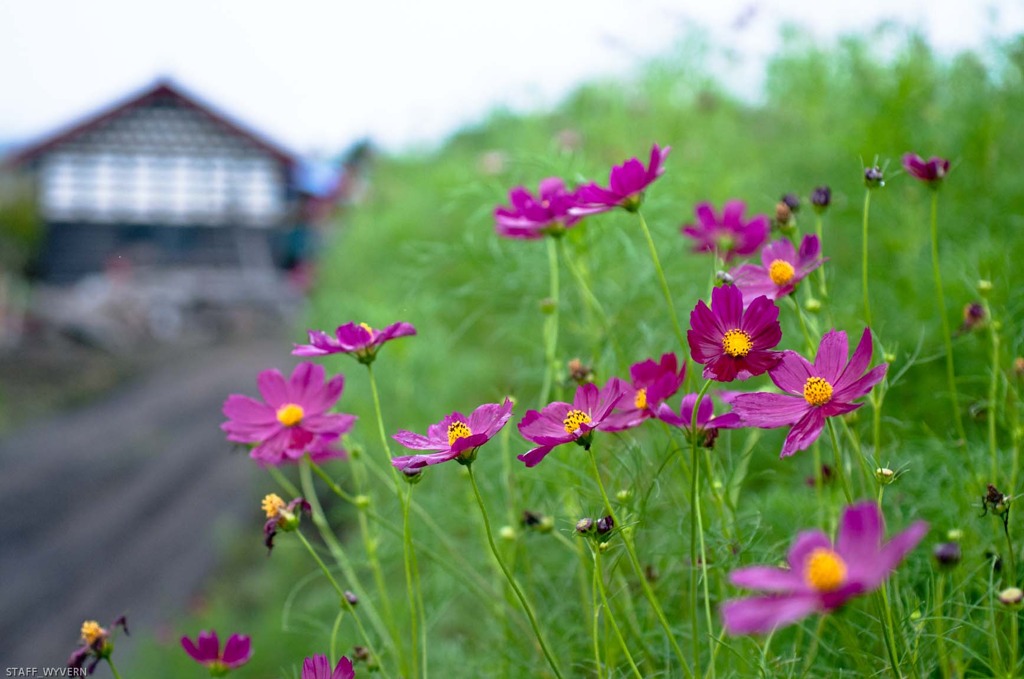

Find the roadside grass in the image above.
[{"left": 126, "top": 27, "right": 1024, "bottom": 678}]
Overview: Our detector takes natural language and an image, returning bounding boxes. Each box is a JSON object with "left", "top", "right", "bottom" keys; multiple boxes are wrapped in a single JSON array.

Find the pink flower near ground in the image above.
[
  {"left": 687, "top": 284, "right": 783, "bottom": 382},
  {"left": 302, "top": 654, "right": 355, "bottom": 679},
  {"left": 681, "top": 200, "right": 770, "bottom": 263},
  {"left": 293, "top": 321, "right": 416, "bottom": 364},
  {"left": 221, "top": 362, "right": 356, "bottom": 466},
  {"left": 722, "top": 502, "right": 927, "bottom": 635},
  {"left": 602, "top": 353, "right": 686, "bottom": 431},
  {"left": 392, "top": 399, "right": 514, "bottom": 471},
  {"left": 494, "top": 178, "right": 581, "bottom": 239},
  {"left": 517, "top": 379, "right": 627, "bottom": 467},
  {"left": 181, "top": 630, "right": 253, "bottom": 673},
  {"left": 571, "top": 144, "right": 670, "bottom": 215},
  {"left": 730, "top": 235, "right": 823, "bottom": 306},
  {"left": 902, "top": 152, "right": 950, "bottom": 185},
  {"left": 730, "top": 328, "right": 887, "bottom": 457}
]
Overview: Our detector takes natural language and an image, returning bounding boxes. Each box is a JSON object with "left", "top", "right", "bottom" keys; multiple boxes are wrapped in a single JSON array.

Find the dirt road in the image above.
[{"left": 0, "top": 338, "right": 290, "bottom": 668}]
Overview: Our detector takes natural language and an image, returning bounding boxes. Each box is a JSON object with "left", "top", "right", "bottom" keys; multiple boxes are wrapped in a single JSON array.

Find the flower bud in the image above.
[
  {"left": 596, "top": 515, "right": 615, "bottom": 535},
  {"left": 781, "top": 193, "right": 801, "bottom": 213},
  {"left": 1015, "top": 357, "right": 1024, "bottom": 379},
  {"left": 811, "top": 186, "right": 831, "bottom": 213},
  {"left": 883, "top": 352, "right": 897, "bottom": 363},
  {"left": 575, "top": 518, "right": 595, "bottom": 536},
  {"left": 947, "top": 528, "right": 964, "bottom": 541},
  {"left": 402, "top": 468, "right": 424, "bottom": 484},
  {"left": 933, "top": 542, "right": 962, "bottom": 568},
  {"left": 804, "top": 298, "right": 822, "bottom": 313},
  {"left": 999, "top": 587, "right": 1024, "bottom": 607},
  {"left": 864, "top": 166, "right": 885, "bottom": 188},
  {"left": 616, "top": 489, "right": 632, "bottom": 503},
  {"left": 985, "top": 483, "right": 1011, "bottom": 516},
  {"left": 875, "top": 467, "right": 896, "bottom": 486},
  {"left": 567, "top": 358, "right": 595, "bottom": 385},
  {"left": 354, "top": 494, "right": 371, "bottom": 509},
  {"left": 598, "top": 541, "right": 611, "bottom": 553},
  {"left": 959, "top": 302, "right": 986, "bottom": 334},
  {"left": 978, "top": 279, "right": 993, "bottom": 297},
  {"left": 499, "top": 525, "right": 517, "bottom": 541},
  {"left": 715, "top": 271, "right": 734, "bottom": 286},
  {"left": 344, "top": 590, "right": 359, "bottom": 607}
]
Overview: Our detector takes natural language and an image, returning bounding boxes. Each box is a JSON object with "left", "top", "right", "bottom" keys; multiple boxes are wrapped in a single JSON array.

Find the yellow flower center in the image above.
[
  {"left": 276, "top": 403, "right": 305, "bottom": 427},
  {"left": 721, "top": 329, "right": 753, "bottom": 358},
  {"left": 359, "top": 322, "right": 374, "bottom": 334},
  {"left": 634, "top": 388, "right": 648, "bottom": 410},
  {"left": 803, "top": 377, "right": 834, "bottom": 406},
  {"left": 769, "top": 259, "right": 796, "bottom": 285},
  {"left": 447, "top": 420, "right": 472, "bottom": 447},
  {"left": 563, "top": 409, "right": 592, "bottom": 434},
  {"left": 804, "top": 547, "right": 848, "bottom": 592},
  {"left": 262, "top": 493, "right": 286, "bottom": 518},
  {"left": 81, "top": 620, "right": 105, "bottom": 645}
]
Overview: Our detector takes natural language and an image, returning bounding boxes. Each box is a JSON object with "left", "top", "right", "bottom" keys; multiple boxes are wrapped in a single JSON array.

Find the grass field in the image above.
[{"left": 123, "top": 26, "right": 1024, "bottom": 678}]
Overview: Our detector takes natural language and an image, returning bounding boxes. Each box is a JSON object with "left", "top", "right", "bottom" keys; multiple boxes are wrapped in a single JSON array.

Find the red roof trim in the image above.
[{"left": 6, "top": 78, "right": 299, "bottom": 169}]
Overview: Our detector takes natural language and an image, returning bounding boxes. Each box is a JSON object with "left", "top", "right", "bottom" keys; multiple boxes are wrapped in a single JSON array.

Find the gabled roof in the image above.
[{"left": 6, "top": 78, "right": 299, "bottom": 168}]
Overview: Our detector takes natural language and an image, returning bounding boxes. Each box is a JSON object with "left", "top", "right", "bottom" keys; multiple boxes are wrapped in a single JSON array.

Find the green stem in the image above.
[
  {"left": 587, "top": 446, "right": 693, "bottom": 678},
  {"left": 861, "top": 189, "right": 873, "bottom": 328},
  {"left": 826, "top": 418, "right": 854, "bottom": 504},
  {"left": 985, "top": 299, "right": 1000, "bottom": 482},
  {"left": 540, "top": 236, "right": 561, "bottom": 406},
  {"left": 689, "top": 380, "right": 716, "bottom": 679},
  {"left": 298, "top": 459, "right": 394, "bottom": 666},
  {"left": 927, "top": 190, "right": 966, "bottom": 445},
  {"left": 935, "top": 574, "right": 950, "bottom": 679},
  {"left": 403, "top": 484, "right": 420, "bottom": 679},
  {"left": 637, "top": 209, "right": 687, "bottom": 352},
  {"left": 296, "top": 530, "right": 388, "bottom": 679},
  {"left": 466, "top": 465, "right": 565, "bottom": 679},
  {"left": 591, "top": 556, "right": 604, "bottom": 679},
  {"left": 105, "top": 658, "right": 123, "bottom": 679},
  {"left": 876, "top": 585, "right": 905, "bottom": 678},
  {"left": 814, "top": 214, "right": 828, "bottom": 300},
  {"left": 1003, "top": 517, "right": 1017, "bottom": 585},
  {"left": 594, "top": 547, "right": 644, "bottom": 679},
  {"left": 789, "top": 296, "right": 816, "bottom": 356}
]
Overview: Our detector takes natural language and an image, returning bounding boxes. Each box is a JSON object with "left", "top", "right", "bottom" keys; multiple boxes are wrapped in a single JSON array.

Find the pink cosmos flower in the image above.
[
  {"left": 681, "top": 200, "right": 770, "bottom": 263},
  {"left": 181, "top": 630, "right": 253, "bottom": 673},
  {"left": 730, "top": 235, "right": 823, "bottom": 306},
  {"left": 302, "top": 654, "right": 355, "bottom": 679},
  {"left": 221, "top": 362, "right": 357, "bottom": 466},
  {"left": 602, "top": 353, "right": 686, "bottom": 431},
  {"left": 722, "top": 502, "right": 928, "bottom": 635},
  {"left": 730, "top": 329, "right": 887, "bottom": 457},
  {"left": 517, "top": 379, "right": 627, "bottom": 467},
  {"left": 571, "top": 144, "right": 670, "bottom": 215},
  {"left": 902, "top": 153, "right": 950, "bottom": 185},
  {"left": 687, "top": 284, "right": 783, "bottom": 382},
  {"left": 655, "top": 393, "right": 741, "bottom": 447},
  {"left": 494, "top": 178, "right": 581, "bottom": 239},
  {"left": 392, "top": 399, "right": 514, "bottom": 471},
  {"left": 293, "top": 321, "right": 416, "bottom": 364}
]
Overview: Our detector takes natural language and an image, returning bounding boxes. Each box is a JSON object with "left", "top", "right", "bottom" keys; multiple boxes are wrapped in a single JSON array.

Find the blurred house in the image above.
[{"left": 6, "top": 79, "right": 366, "bottom": 284}]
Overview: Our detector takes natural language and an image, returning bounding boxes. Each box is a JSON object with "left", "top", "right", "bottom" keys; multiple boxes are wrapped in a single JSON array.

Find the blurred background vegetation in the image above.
[{"left": 127, "top": 26, "right": 1024, "bottom": 677}]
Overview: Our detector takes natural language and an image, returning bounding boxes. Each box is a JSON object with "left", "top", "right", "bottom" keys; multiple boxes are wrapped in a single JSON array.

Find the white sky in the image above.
[{"left": 0, "top": 1, "right": 1021, "bottom": 154}]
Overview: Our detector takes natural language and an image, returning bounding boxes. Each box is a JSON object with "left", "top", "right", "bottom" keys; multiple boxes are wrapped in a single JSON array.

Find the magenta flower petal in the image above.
[
  {"left": 687, "top": 285, "right": 783, "bottom": 382},
  {"left": 293, "top": 321, "right": 416, "bottom": 364},
  {"left": 221, "top": 634, "right": 253, "bottom": 667},
  {"left": 902, "top": 152, "right": 950, "bottom": 184},
  {"left": 723, "top": 503, "right": 927, "bottom": 636},
  {"left": 222, "top": 363, "right": 357, "bottom": 467},
  {"left": 780, "top": 409, "right": 827, "bottom": 457},
  {"left": 733, "top": 235, "right": 823, "bottom": 305},
  {"left": 571, "top": 144, "right": 669, "bottom": 214},
  {"left": 517, "top": 379, "right": 626, "bottom": 467},
  {"left": 731, "top": 328, "right": 887, "bottom": 458},
  {"left": 391, "top": 399, "right": 513, "bottom": 470},
  {"left": 722, "top": 594, "right": 821, "bottom": 636},
  {"left": 681, "top": 200, "right": 771, "bottom": 263},
  {"left": 495, "top": 177, "right": 581, "bottom": 239}
]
